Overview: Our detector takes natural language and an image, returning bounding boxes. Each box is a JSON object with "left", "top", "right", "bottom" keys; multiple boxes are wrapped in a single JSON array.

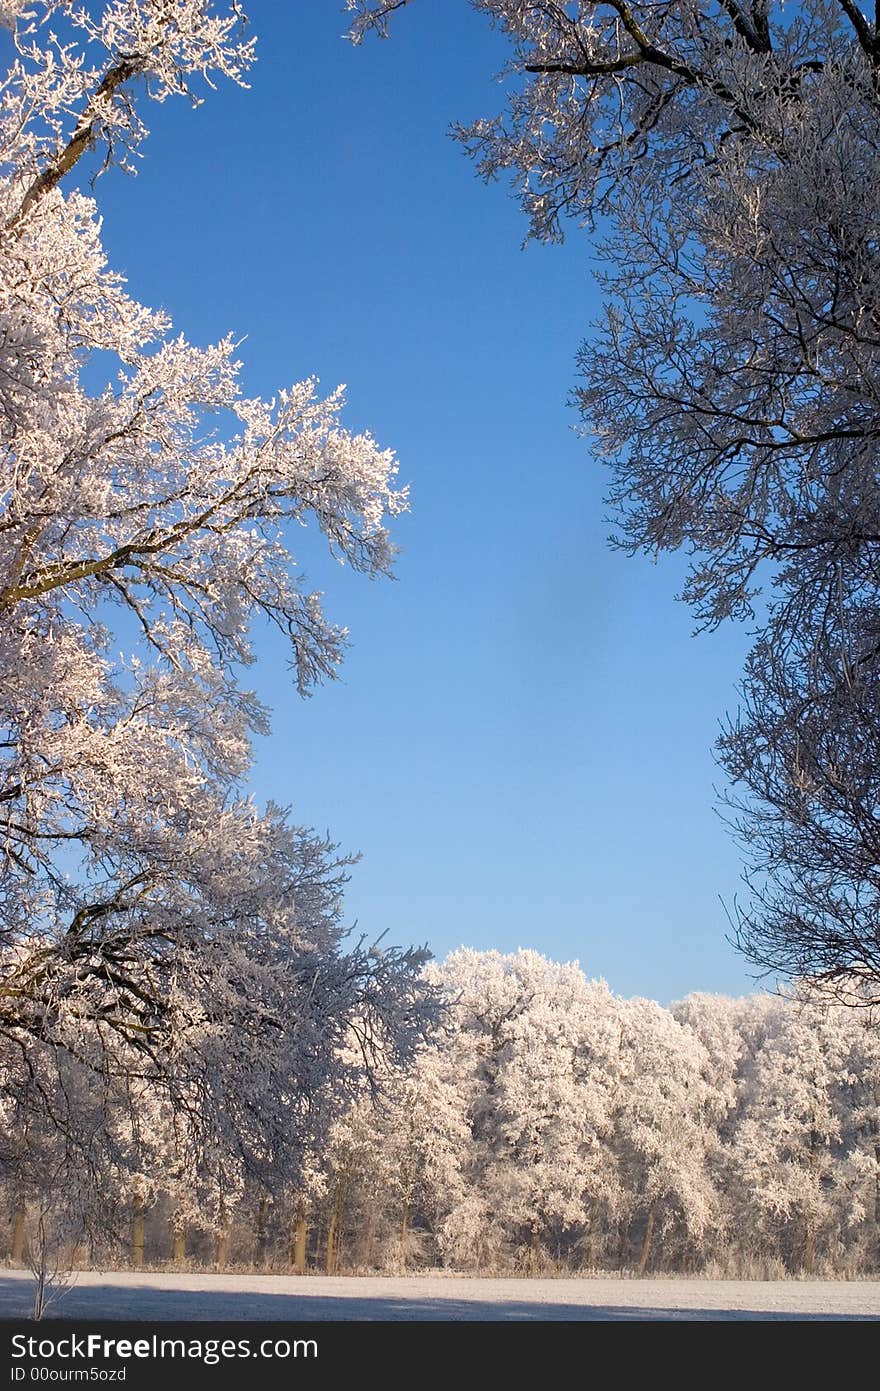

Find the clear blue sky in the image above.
[{"left": 90, "top": 1, "right": 763, "bottom": 1003}]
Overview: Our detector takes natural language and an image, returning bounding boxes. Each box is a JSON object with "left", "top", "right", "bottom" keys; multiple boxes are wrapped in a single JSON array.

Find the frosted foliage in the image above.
[
  {"left": 727, "top": 997, "right": 853, "bottom": 1267},
  {"left": 671, "top": 992, "right": 745, "bottom": 1121},
  {"left": 0, "top": 0, "right": 435, "bottom": 1220},
  {"left": 294, "top": 953, "right": 880, "bottom": 1276},
  {"left": 401, "top": 951, "right": 732, "bottom": 1271},
  {"left": 610, "top": 997, "right": 720, "bottom": 1261},
  {"left": 839, "top": 1005, "right": 880, "bottom": 1241},
  {"left": 427, "top": 951, "right": 620, "bottom": 1264},
  {"left": 0, "top": 3, "right": 26, "bottom": 29}
]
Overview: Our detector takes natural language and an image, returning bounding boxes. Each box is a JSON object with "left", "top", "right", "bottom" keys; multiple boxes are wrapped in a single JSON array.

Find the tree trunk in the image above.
[
  {"left": 256, "top": 1196, "right": 269, "bottom": 1267},
  {"left": 325, "top": 1209, "right": 337, "bottom": 1275},
  {"left": 291, "top": 1217, "right": 307, "bottom": 1274},
  {"left": 171, "top": 1223, "right": 186, "bottom": 1264},
  {"left": 132, "top": 1195, "right": 145, "bottom": 1270},
  {"left": 362, "top": 1206, "right": 376, "bottom": 1270},
  {"left": 325, "top": 1180, "right": 348, "bottom": 1275},
  {"left": 11, "top": 1202, "right": 26, "bottom": 1264},
  {"left": 873, "top": 1129, "right": 880, "bottom": 1269},
  {"left": 529, "top": 1226, "right": 541, "bottom": 1276},
  {"left": 32, "top": 1267, "right": 47, "bottom": 1321},
  {"left": 803, "top": 1221, "right": 815, "bottom": 1276},
  {"left": 803, "top": 1123, "right": 819, "bottom": 1275},
  {"left": 636, "top": 1203, "right": 656, "bottom": 1278},
  {"left": 582, "top": 1217, "right": 595, "bottom": 1272},
  {"left": 400, "top": 1204, "right": 410, "bottom": 1271},
  {"left": 216, "top": 1228, "right": 229, "bottom": 1269}
]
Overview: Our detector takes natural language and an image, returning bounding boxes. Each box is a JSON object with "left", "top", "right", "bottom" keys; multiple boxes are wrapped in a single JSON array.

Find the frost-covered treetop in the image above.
[{"left": 0, "top": 1, "right": 433, "bottom": 1197}]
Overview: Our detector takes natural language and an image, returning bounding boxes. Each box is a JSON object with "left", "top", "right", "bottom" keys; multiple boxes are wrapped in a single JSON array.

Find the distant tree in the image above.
[
  {"left": 371, "top": 1041, "right": 472, "bottom": 1269},
  {"left": 839, "top": 1001, "right": 880, "bottom": 1266},
  {"left": 452, "top": 950, "right": 624, "bottom": 1269},
  {"left": 425, "top": 949, "right": 624, "bottom": 1270},
  {"left": 609, "top": 995, "right": 722, "bottom": 1275},
  {"left": 348, "top": 0, "right": 880, "bottom": 998},
  {"left": 726, "top": 993, "right": 853, "bottom": 1273},
  {"left": 0, "top": 0, "right": 435, "bottom": 1218}
]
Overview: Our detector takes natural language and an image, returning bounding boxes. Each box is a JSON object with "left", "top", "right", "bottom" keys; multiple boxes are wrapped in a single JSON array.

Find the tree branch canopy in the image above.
[{"left": 0, "top": 1, "right": 437, "bottom": 1214}]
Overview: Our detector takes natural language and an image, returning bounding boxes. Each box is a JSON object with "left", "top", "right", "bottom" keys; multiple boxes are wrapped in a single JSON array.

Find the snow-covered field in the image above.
[{"left": 1, "top": 1270, "right": 878, "bottom": 1320}]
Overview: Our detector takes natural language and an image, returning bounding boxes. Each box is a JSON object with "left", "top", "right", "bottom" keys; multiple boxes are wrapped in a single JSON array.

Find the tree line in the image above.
[{"left": 6, "top": 949, "right": 878, "bottom": 1279}]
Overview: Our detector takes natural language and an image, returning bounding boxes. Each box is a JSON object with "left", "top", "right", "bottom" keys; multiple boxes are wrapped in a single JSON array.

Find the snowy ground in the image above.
[{"left": 1, "top": 1269, "right": 879, "bottom": 1320}]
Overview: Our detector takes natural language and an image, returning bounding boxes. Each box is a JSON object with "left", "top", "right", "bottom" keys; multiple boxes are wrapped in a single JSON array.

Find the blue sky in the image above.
[{"left": 91, "top": 1, "right": 764, "bottom": 1002}]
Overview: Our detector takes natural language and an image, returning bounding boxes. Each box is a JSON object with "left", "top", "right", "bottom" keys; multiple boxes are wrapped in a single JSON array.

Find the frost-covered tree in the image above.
[
  {"left": 726, "top": 993, "right": 854, "bottom": 1273},
  {"left": 423, "top": 949, "right": 624, "bottom": 1270},
  {"left": 830, "top": 997, "right": 880, "bottom": 1265},
  {"left": 610, "top": 996, "right": 721, "bottom": 1274},
  {"left": 672, "top": 992, "right": 745, "bottom": 1131},
  {"left": 720, "top": 615, "right": 880, "bottom": 1001},
  {"left": 349, "top": 0, "right": 880, "bottom": 997},
  {"left": 312, "top": 1042, "right": 469, "bottom": 1275},
  {"left": 0, "top": 0, "right": 435, "bottom": 1215},
  {"left": 371, "top": 1042, "right": 472, "bottom": 1268},
  {"left": 466, "top": 951, "right": 620, "bottom": 1267}
]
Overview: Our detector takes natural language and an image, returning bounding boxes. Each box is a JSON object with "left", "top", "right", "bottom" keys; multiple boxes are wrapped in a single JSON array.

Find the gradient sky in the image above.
[{"left": 86, "top": 0, "right": 767, "bottom": 1003}]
